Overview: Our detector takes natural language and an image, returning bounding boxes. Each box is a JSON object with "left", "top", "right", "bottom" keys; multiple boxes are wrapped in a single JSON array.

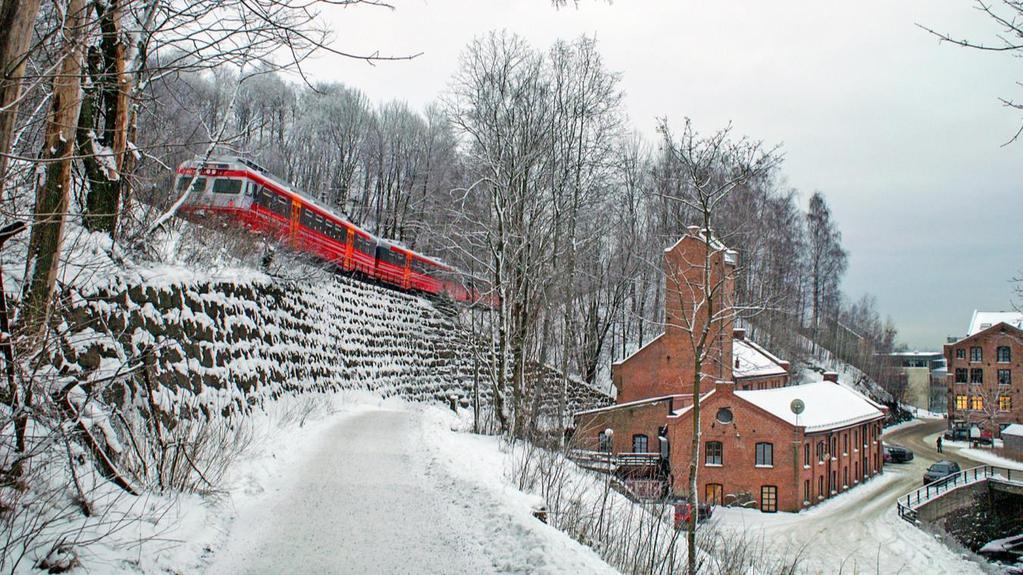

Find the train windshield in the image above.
[{"left": 212, "top": 178, "right": 243, "bottom": 194}]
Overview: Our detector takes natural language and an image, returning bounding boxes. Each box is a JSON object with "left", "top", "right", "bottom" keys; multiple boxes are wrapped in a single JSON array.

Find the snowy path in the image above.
[
  {"left": 713, "top": 419, "right": 993, "bottom": 575},
  {"left": 204, "top": 407, "right": 618, "bottom": 575}
]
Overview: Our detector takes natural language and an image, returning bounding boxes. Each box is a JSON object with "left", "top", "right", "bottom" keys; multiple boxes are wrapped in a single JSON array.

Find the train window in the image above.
[
  {"left": 272, "top": 194, "right": 289, "bottom": 216},
  {"left": 177, "top": 176, "right": 207, "bottom": 193},
  {"left": 253, "top": 186, "right": 269, "bottom": 206},
  {"left": 212, "top": 178, "right": 242, "bottom": 194}
]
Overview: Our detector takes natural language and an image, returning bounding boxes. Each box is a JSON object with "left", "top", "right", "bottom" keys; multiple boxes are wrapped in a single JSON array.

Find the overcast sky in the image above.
[{"left": 303, "top": 1, "right": 1022, "bottom": 349}]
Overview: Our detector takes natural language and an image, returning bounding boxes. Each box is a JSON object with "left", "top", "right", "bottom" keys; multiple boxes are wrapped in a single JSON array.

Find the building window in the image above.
[
  {"left": 804, "top": 479, "right": 810, "bottom": 502},
  {"left": 761, "top": 485, "right": 778, "bottom": 513},
  {"left": 816, "top": 441, "right": 825, "bottom": 463},
  {"left": 970, "top": 368, "right": 984, "bottom": 384},
  {"left": 955, "top": 368, "right": 968, "bottom": 383},
  {"left": 955, "top": 394, "right": 968, "bottom": 410},
  {"left": 818, "top": 475, "right": 824, "bottom": 497},
  {"left": 705, "top": 483, "right": 723, "bottom": 506},
  {"left": 971, "top": 395, "right": 984, "bottom": 411},
  {"left": 705, "top": 441, "right": 723, "bottom": 465},
  {"left": 755, "top": 443, "right": 774, "bottom": 467},
  {"left": 999, "top": 369, "right": 1012, "bottom": 386},
  {"left": 632, "top": 434, "right": 648, "bottom": 453},
  {"left": 956, "top": 348, "right": 966, "bottom": 359},
  {"left": 830, "top": 436, "right": 837, "bottom": 457},
  {"left": 715, "top": 408, "right": 734, "bottom": 424},
  {"left": 854, "top": 430, "right": 859, "bottom": 448},
  {"left": 804, "top": 443, "right": 810, "bottom": 466},
  {"left": 598, "top": 431, "right": 611, "bottom": 452},
  {"left": 997, "top": 346, "right": 1011, "bottom": 363},
  {"left": 970, "top": 347, "right": 982, "bottom": 362},
  {"left": 1000, "top": 395, "right": 1012, "bottom": 412}
]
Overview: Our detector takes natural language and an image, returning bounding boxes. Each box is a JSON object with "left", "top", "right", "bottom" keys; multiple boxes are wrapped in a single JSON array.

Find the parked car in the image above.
[
  {"left": 944, "top": 427, "right": 969, "bottom": 441},
  {"left": 979, "top": 533, "right": 1023, "bottom": 563},
  {"left": 883, "top": 443, "right": 914, "bottom": 463},
  {"left": 944, "top": 426, "right": 994, "bottom": 446},
  {"left": 923, "top": 460, "right": 962, "bottom": 485},
  {"left": 673, "top": 502, "right": 714, "bottom": 529}
]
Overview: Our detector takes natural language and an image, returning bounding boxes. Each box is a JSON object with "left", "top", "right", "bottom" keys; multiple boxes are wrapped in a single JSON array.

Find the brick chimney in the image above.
[
  {"left": 778, "top": 360, "right": 790, "bottom": 373},
  {"left": 687, "top": 225, "right": 701, "bottom": 237},
  {"left": 733, "top": 327, "right": 746, "bottom": 340},
  {"left": 823, "top": 371, "right": 839, "bottom": 383}
]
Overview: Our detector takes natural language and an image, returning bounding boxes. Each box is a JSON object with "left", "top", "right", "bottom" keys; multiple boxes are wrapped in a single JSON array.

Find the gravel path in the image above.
[{"left": 204, "top": 409, "right": 492, "bottom": 574}]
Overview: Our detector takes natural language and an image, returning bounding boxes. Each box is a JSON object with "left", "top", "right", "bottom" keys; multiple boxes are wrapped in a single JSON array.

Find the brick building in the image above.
[
  {"left": 944, "top": 311, "right": 1023, "bottom": 435},
  {"left": 573, "top": 228, "right": 887, "bottom": 512}
]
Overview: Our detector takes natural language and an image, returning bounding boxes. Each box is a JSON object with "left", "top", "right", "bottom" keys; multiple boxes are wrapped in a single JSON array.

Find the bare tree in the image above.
[
  {"left": 657, "top": 118, "right": 777, "bottom": 574},
  {"left": 919, "top": 1, "right": 1023, "bottom": 144}
]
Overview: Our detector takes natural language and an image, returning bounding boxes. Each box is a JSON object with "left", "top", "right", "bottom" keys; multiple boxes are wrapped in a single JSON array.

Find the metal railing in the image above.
[
  {"left": 896, "top": 465, "right": 1020, "bottom": 522},
  {"left": 569, "top": 449, "right": 661, "bottom": 472}
]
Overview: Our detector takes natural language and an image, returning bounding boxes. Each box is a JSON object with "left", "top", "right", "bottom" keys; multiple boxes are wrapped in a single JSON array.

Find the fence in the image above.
[{"left": 897, "top": 465, "right": 1019, "bottom": 522}]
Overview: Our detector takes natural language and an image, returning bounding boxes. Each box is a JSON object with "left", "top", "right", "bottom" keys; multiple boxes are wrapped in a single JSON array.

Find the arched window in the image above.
[
  {"left": 997, "top": 346, "right": 1012, "bottom": 363},
  {"left": 632, "top": 434, "right": 649, "bottom": 453},
  {"left": 598, "top": 431, "right": 612, "bottom": 452},
  {"left": 816, "top": 441, "right": 825, "bottom": 463}
]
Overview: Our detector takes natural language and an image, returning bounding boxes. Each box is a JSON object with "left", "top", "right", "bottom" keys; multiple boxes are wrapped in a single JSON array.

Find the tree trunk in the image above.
[
  {"left": 0, "top": 0, "right": 44, "bottom": 197},
  {"left": 82, "top": 0, "right": 130, "bottom": 237},
  {"left": 20, "top": 0, "right": 88, "bottom": 336}
]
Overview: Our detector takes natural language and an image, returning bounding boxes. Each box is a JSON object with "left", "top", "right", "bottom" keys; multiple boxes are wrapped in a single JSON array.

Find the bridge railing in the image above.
[{"left": 897, "top": 465, "right": 1020, "bottom": 522}]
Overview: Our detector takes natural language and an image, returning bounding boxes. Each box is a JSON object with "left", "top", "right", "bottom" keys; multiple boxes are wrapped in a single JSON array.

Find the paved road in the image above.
[
  {"left": 205, "top": 410, "right": 492, "bottom": 575},
  {"left": 715, "top": 419, "right": 998, "bottom": 574}
]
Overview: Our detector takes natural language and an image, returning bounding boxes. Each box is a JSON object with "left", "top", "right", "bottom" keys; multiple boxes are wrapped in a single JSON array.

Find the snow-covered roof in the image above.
[
  {"left": 735, "top": 381, "right": 884, "bottom": 432},
  {"left": 663, "top": 228, "right": 738, "bottom": 264},
  {"left": 575, "top": 393, "right": 681, "bottom": 416},
  {"left": 612, "top": 333, "right": 663, "bottom": 367},
  {"left": 732, "top": 339, "right": 787, "bottom": 379},
  {"left": 1002, "top": 423, "right": 1023, "bottom": 437},
  {"left": 887, "top": 350, "right": 943, "bottom": 358},
  {"left": 967, "top": 310, "right": 1023, "bottom": 336}
]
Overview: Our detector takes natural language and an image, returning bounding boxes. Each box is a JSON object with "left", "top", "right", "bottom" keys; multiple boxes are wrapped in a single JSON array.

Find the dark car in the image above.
[
  {"left": 979, "top": 533, "right": 1023, "bottom": 563},
  {"left": 883, "top": 443, "right": 914, "bottom": 463},
  {"left": 923, "top": 460, "right": 961, "bottom": 485}
]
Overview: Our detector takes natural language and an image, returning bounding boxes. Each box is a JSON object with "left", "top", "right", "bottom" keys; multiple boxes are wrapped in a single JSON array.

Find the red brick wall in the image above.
[
  {"left": 736, "top": 374, "right": 788, "bottom": 391},
  {"left": 614, "top": 234, "right": 735, "bottom": 403},
  {"left": 573, "top": 397, "right": 682, "bottom": 453},
  {"left": 944, "top": 324, "right": 1023, "bottom": 433},
  {"left": 667, "top": 383, "right": 885, "bottom": 512}
]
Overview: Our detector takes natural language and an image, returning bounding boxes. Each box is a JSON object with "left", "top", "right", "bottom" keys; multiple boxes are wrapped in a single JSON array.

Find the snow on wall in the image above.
[{"left": 57, "top": 263, "right": 611, "bottom": 416}]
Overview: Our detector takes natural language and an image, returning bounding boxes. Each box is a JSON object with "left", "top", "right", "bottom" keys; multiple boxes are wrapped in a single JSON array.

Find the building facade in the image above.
[
  {"left": 573, "top": 229, "right": 886, "bottom": 513},
  {"left": 944, "top": 311, "right": 1023, "bottom": 435},
  {"left": 887, "top": 351, "right": 946, "bottom": 413}
]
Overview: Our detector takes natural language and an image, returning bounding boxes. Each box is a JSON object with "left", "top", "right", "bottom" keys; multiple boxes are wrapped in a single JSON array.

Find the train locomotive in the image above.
[{"left": 174, "top": 156, "right": 476, "bottom": 302}]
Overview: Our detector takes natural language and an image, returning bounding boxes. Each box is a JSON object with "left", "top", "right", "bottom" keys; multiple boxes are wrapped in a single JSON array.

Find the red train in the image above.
[{"left": 175, "top": 156, "right": 478, "bottom": 302}]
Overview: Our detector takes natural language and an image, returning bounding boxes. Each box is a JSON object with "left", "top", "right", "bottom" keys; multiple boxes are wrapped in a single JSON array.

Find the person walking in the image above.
[{"left": 936, "top": 435, "right": 943, "bottom": 453}]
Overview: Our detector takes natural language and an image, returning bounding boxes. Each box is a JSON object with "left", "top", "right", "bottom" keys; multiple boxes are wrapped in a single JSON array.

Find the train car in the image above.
[{"left": 173, "top": 157, "right": 481, "bottom": 303}]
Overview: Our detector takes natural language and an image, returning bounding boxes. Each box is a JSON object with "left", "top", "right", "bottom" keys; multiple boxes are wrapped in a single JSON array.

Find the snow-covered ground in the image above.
[
  {"left": 938, "top": 438, "right": 1023, "bottom": 470},
  {"left": 199, "top": 395, "right": 618, "bottom": 574},
  {"left": 710, "top": 465, "right": 987, "bottom": 575}
]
